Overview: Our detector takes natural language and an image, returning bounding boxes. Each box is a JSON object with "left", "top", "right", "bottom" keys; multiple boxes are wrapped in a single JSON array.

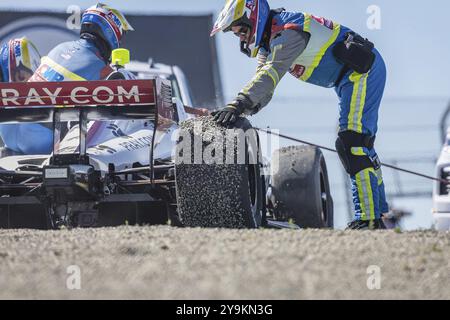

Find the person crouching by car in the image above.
[{"left": 0, "top": 37, "right": 42, "bottom": 156}]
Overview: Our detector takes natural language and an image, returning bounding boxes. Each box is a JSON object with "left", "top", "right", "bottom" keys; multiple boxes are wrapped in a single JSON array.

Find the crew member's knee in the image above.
[{"left": 335, "top": 130, "right": 376, "bottom": 176}]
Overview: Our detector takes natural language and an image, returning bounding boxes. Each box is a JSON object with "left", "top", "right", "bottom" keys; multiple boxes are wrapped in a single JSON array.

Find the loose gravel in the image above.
[
  {"left": 0, "top": 226, "right": 449, "bottom": 300},
  {"left": 176, "top": 117, "right": 254, "bottom": 228}
]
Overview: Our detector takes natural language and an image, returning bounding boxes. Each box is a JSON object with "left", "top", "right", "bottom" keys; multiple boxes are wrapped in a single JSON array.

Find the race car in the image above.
[{"left": 0, "top": 62, "right": 333, "bottom": 230}]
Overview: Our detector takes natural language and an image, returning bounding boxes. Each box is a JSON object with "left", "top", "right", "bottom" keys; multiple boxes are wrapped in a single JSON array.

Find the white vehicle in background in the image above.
[{"left": 433, "top": 128, "right": 450, "bottom": 230}]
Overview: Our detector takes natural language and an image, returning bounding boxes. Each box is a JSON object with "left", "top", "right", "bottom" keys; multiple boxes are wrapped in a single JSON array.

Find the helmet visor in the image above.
[{"left": 10, "top": 62, "right": 33, "bottom": 82}]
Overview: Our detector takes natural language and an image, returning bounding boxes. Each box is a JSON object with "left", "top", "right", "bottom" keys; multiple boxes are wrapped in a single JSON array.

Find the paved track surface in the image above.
[{"left": 0, "top": 226, "right": 449, "bottom": 299}]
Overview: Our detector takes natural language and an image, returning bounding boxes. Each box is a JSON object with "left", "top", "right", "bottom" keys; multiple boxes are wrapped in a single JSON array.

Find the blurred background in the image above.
[{"left": 1, "top": 0, "right": 448, "bottom": 229}]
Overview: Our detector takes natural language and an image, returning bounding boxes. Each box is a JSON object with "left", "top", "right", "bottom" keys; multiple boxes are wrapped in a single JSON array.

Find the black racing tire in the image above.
[
  {"left": 271, "top": 145, "right": 334, "bottom": 229},
  {"left": 175, "top": 116, "right": 263, "bottom": 228}
]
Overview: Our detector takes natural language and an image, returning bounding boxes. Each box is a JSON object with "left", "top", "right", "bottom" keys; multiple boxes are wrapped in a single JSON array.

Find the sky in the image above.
[{"left": 0, "top": 0, "right": 450, "bottom": 100}]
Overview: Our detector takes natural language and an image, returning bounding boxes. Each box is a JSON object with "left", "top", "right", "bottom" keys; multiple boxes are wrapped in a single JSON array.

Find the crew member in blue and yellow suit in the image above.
[
  {"left": 1, "top": 3, "right": 134, "bottom": 155},
  {"left": 211, "top": 0, "right": 389, "bottom": 230},
  {"left": 0, "top": 37, "right": 42, "bottom": 156}
]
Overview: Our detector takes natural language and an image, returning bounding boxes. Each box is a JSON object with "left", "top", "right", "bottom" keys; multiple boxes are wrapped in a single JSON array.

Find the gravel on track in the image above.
[{"left": 0, "top": 226, "right": 449, "bottom": 300}]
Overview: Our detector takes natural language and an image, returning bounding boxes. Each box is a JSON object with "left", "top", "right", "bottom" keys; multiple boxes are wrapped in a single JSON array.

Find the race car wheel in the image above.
[
  {"left": 270, "top": 145, "right": 334, "bottom": 229},
  {"left": 175, "top": 116, "right": 263, "bottom": 228}
]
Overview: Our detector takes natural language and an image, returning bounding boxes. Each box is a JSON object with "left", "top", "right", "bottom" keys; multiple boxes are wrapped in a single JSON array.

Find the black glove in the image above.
[
  {"left": 211, "top": 94, "right": 254, "bottom": 127},
  {"left": 211, "top": 105, "right": 241, "bottom": 126}
]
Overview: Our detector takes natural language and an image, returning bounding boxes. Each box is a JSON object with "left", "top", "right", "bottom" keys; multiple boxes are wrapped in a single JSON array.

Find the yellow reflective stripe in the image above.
[
  {"left": 264, "top": 69, "right": 278, "bottom": 88},
  {"left": 356, "top": 74, "right": 368, "bottom": 132},
  {"left": 351, "top": 147, "right": 366, "bottom": 156},
  {"left": 242, "top": 69, "right": 277, "bottom": 95},
  {"left": 356, "top": 168, "right": 376, "bottom": 221},
  {"left": 355, "top": 172, "right": 367, "bottom": 220},
  {"left": 262, "top": 65, "right": 280, "bottom": 84},
  {"left": 301, "top": 24, "right": 341, "bottom": 82},
  {"left": 233, "top": 0, "right": 246, "bottom": 21},
  {"left": 350, "top": 147, "right": 381, "bottom": 217},
  {"left": 347, "top": 72, "right": 368, "bottom": 133},
  {"left": 364, "top": 169, "right": 376, "bottom": 220},
  {"left": 348, "top": 72, "right": 362, "bottom": 131},
  {"left": 242, "top": 45, "right": 281, "bottom": 94},
  {"left": 41, "top": 57, "right": 86, "bottom": 81},
  {"left": 303, "top": 14, "right": 311, "bottom": 33}
]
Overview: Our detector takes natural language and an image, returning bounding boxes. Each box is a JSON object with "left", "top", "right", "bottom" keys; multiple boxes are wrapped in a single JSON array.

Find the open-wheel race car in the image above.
[{"left": 0, "top": 77, "right": 333, "bottom": 230}]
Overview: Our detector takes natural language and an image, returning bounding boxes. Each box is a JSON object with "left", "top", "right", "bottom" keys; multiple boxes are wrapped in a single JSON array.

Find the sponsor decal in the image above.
[
  {"left": 13, "top": 40, "right": 22, "bottom": 63},
  {"left": 107, "top": 12, "right": 123, "bottom": 30},
  {"left": 290, "top": 64, "right": 306, "bottom": 78},
  {"left": 86, "top": 10, "right": 121, "bottom": 40},
  {"left": 61, "top": 53, "right": 72, "bottom": 60},
  {"left": 118, "top": 135, "right": 152, "bottom": 152},
  {"left": 107, "top": 123, "right": 129, "bottom": 138},
  {"left": 0, "top": 80, "right": 155, "bottom": 107},
  {"left": 39, "top": 64, "right": 65, "bottom": 82}
]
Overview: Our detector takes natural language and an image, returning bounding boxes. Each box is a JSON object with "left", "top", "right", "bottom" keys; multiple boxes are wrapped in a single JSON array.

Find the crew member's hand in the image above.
[
  {"left": 211, "top": 94, "right": 254, "bottom": 126},
  {"left": 211, "top": 105, "right": 240, "bottom": 126}
]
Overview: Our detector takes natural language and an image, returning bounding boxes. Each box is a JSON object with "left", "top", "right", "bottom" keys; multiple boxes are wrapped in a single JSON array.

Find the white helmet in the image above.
[
  {"left": 81, "top": 3, "right": 134, "bottom": 51},
  {"left": 211, "top": 0, "right": 270, "bottom": 58}
]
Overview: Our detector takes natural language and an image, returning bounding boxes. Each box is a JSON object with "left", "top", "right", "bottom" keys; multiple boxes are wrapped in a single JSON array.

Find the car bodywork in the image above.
[
  {"left": 433, "top": 128, "right": 450, "bottom": 230},
  {"left": 0, "top": 77, "right": 185, "bottom": 229}
]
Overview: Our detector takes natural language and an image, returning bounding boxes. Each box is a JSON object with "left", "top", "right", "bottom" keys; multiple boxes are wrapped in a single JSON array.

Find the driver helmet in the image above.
[
  {"left": 210, "top": 0, "right": 270, "bottom": 58},
  {"left": 80, "top": 3, "right": 134, "bottom": 51},
  {"left": 0, "top": 37, "right": 41, "bottom": 82}
]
